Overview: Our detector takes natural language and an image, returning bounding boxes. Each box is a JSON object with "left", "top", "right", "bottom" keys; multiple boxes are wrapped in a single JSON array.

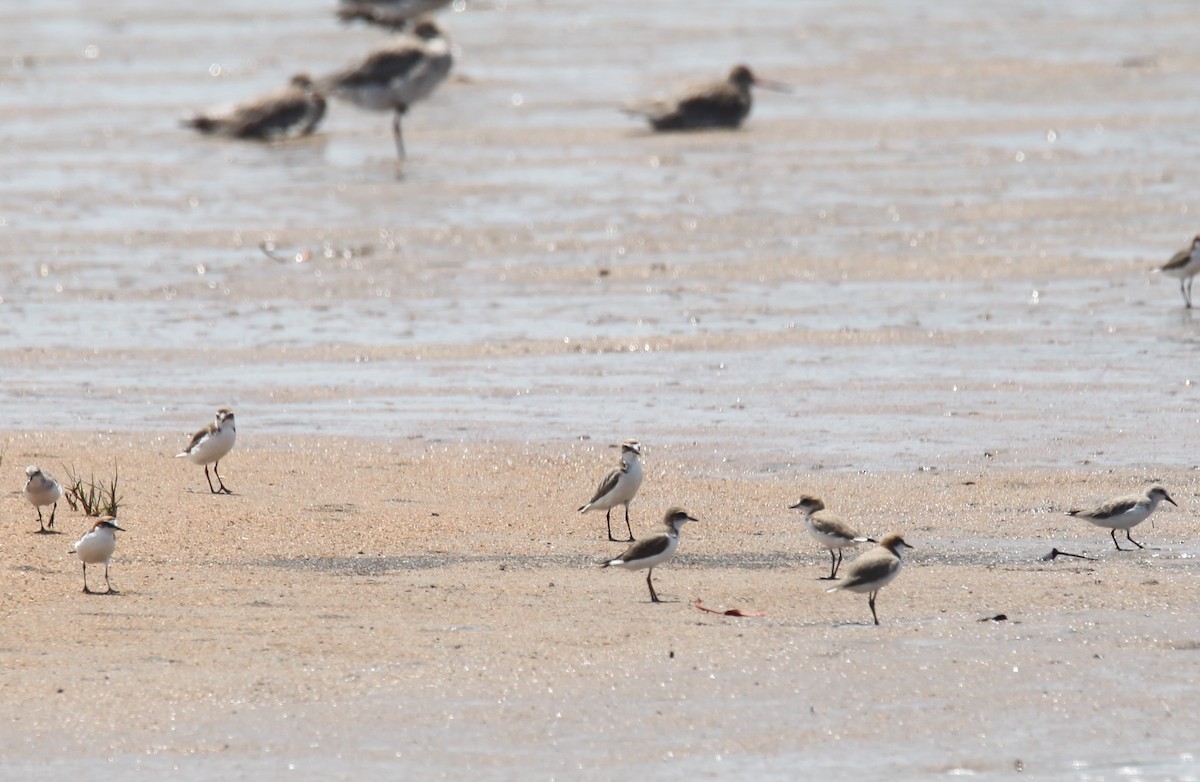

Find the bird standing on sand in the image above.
[
  {"left": 789, "top": 495, "right": 875, "bottom": 580},
  {"left": 182, "top": 74, "right": 326, "bottom": 140},
  {"left": 826, "top": 533, "right": 913, "bottom": 626},
  {"left": 1156, "top": 235, "right": 1200, "bottom": 308},
  {"left": 601, "top": 507, "right": 698, "bottom": 603},
  {"left": 72, "top": 517, "right": 125, "bottom": 594},
  {"left": 1067, "top": 485, "right": 1178, "bottom": 551},
  {"left": 24, "top": 465, "right": 64, "bottom": 533},
  {"left": 578, "top": 439, "right": 643, "bottom": 542},
  {"left": 624, "top": 64, "right": 790, "bottom": 131},
  {"left": 177, "top": 408, "right": 237, "bottom": 494},
  {"left": 320, "top": 20, "right": 452, "bottom": 161}
]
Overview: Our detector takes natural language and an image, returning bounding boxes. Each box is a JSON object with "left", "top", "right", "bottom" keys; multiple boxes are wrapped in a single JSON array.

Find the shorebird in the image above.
[
  {"left": 826, "top": 533, "right": 913, "bottom": 626},
  {"left": 181, "top": 74, "right": 326, "bottom": 141},
  {"left": 789, "top": 495, "right": 875, "bottom": 580},
  {"left": 176, "top": 408, "right": 237, "bottom": 494},
  {"left": 24, "top": 465, "right": 64, "bottom": 533},
  {"left": 319, "top": 20, "right": 453, "bottom": 161},
  {"left": 624, "top": 64, "right": 790, "bottom": 131},
  {"left": 578, "top": 439, "right": 643, "bottom": 541},
  {"left": 72, "top": 517, "right": 125, "bottom": 594},
  {"left": 1068, "top": 485, "right": 1178, "bottom": 551},
  {"left": 1156, "top": 235, "right": 1200, "bottom": 308},
  {"left": 337, "top": 0, "right": 452, "bottom": 29},
  {"left": 601, "top": 507, "right": 697, "bottom": 603}
]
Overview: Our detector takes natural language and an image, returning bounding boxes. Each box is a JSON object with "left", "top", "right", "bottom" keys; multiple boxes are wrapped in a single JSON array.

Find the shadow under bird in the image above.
[
  {"left": 177, "top": 408, "right": 237, "bottom": 494},
  {"left": 601, "top": 507, "right": 697, "bottom": 603},
  {"left": 24, "top": 465, "right": 64, "bottom": 533},
  {"left": 336, "top": 0, "right": 453, "bottom": 29},
  {"left": 577, "top": 439, "right": 643, "bottom": 542},
  {"left": 826, "top": 533, "right": 913, "bottom": 626},
  {"left": 319, "top": 20, "right": 453, "bottom": 161},
  {"left": 72, "top": 517, "right": 125, "bottom": 594},
  {"left": 1067, "top": 485, "right": 1177, "bottom": 551},
  {"left": 1156, "top": 235, "right": 1200, "bottom": 309},
  {"left": 789, "top": 494, "right": 875, "bottom": 580},
  {"left": 182, "top": 74, "right": 326, "bottom": 141},
  {"left": 624, "top": 63, "right": 790, "bottom": 131}
]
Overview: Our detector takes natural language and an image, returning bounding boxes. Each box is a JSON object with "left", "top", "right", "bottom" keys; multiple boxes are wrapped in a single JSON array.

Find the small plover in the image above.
[
  {"left": 1157, "top": 235, "right": 1200, "bottom": 308},
  {"left": 71, "top": 517, "right": 125, "bottom": 594},
  {"left": 601, "top": 507, "right": 697, "bottom": 603},
  {"left": 577, "top": 439, "right": 644, "bottom": 541},
  {"left": 319, "top": 20, "right": 452, "bottom": 161},
  {"left": 1067, "top": 485, "right": 1178, "bottom": 551},
  {"left": 789, "top": 494, "right": 875, "bottom": 580},
  {"left": 826, "top": 533, "right": 913, "bottom": 626},
  {"left": 623, "top": 64, "right": 790, "bottom": 131},
  {"left": 182, "top": 74, "right": 326, "bottom": 140},
  {"left": 177, "top": 408, "right": 237, "bottom": 494},
  {"left": 23, "top": 465, "right": 64, "bottom": 533}
]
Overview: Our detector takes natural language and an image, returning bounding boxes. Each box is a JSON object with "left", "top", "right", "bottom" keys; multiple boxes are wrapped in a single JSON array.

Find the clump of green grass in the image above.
[{"left": 62, "top": 465, "right": 122, "bottom": 517}]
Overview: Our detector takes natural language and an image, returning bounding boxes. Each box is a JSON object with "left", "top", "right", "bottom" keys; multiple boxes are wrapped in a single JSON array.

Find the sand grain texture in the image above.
[{"left": 2, "top": 433, "right": 1198, "bottom": 778}]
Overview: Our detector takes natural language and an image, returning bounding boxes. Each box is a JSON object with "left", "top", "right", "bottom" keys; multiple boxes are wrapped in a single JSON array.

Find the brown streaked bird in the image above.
[
  {"left": 1067, "top": 485, "right": 1177, "bottom": 551},
  {"left": 1156, "top": 235, "right": 1200, "bottom": 308},
  {"left": 789, "top": 495, "right": 875, "bottom": 580},
  {"left": 826, "top": 533, "right": 913, "bottom": 626},
  {"left": 577, "top": 439, "right": 643, "bottom": 542},
  {"left": 624, "top": 64, "right": 790, "bottom": 131},
  {"left": 319, "top": 20, "right": 452, "bottom": 161},
  {"left": 601, "top": 507, "right": 697, "bottom": 603},
  {"left": 182, "top": 74, "right": 326, "bottom": 141},
  {"left": 337, "top": 0, "right": 452, "bottom": 29}
]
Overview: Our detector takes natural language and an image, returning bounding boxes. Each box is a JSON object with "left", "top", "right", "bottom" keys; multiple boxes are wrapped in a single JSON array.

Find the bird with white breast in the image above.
[
  {"left": 601, "top": 507, "right": 698, "bottom": 603},
  {"left": 177, "top": 408, "right": 237, "bottom": 494},
  {"left": 320, "top": 19, "right": 452, "bottom": 162},
  {"left": 24, "top": 465, "right": 64, "bottom": 533},
  {"left": 789, "top": 494, "right": 875, "bottom": 580},
  {"left": 826, "top": 533, "right": 913, "bottom": 626},
  {"left": 72, "top": 517, "right": 125, "bottom": 594},
  {"left": 578, "top": 439, "right": 644, "bottom": 542},
  {"left": 1067, "top": 485, "right": 1178, "bottom": 551}
]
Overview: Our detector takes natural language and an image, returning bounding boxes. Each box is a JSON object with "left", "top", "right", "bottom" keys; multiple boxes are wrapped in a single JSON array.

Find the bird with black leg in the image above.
[
  {"left": 578, "top": 439, "right": 643, "bottom": 542},
  {"left": 601, "top": 507, "right": 697, "bottom": 603},
  {"left": 177, "top": 408, "right": 237, "bottom": 494},
  {"left": 24, "top": 465, "right": 63, "bottom": 533},
  {"left": 1068, "top": 485, "right": 1177, "bottom": 551},
  {"left": 826, "top": 533, "right": 913, "bottom": 625},
  {"left": 789, "top": 494, "right": 874, "bottom": 580},
  {"left": 72, "top": 517, "right": 125, "bottom": 595}
]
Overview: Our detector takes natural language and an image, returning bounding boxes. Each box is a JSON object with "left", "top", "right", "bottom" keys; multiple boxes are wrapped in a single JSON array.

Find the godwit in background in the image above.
[
  {"left": 624, "top": 64, "right": 790, "bottom": 131},
  {"left": 1156, "top": 235, "right": 1200, "bottom": 308},
  {"left": 337, "top": 0, "right": 453, "bottom": 29},
  {"left": 182, "top": 74, "right": 326, "bottom": 141},
  {"left": 320, "top": 20, "right": 453, "bottom": 161}
]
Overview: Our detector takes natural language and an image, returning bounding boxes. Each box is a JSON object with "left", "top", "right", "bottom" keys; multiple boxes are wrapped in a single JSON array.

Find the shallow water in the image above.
[
  {"left": 4, "top": 3, "right": 1200, "bottom": 776},
  {"left": 5, "top": 0, "right": 1200, "bottom": 472}
]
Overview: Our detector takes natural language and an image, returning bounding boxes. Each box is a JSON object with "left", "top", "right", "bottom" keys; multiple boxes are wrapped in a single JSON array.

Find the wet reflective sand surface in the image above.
[{"left": 2, "top": 0, "right": 1200, "bottom": 778}]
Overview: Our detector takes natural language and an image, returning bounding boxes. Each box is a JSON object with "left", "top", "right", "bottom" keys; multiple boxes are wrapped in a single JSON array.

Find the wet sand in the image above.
[
  {"left": 2, "top": 433, "right": 1198, "bottom": 779},
  {"left": 3, "top": 0, "right": 1200, "bottom": 778}
]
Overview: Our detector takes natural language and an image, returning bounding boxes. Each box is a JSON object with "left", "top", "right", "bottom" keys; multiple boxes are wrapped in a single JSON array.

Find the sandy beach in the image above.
[
  {"left": 3, "top": 0, "right": 1200, "bottom": 778},
  {"left": 2, "top": 433, "right": 1198, "bottom": 779}
]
